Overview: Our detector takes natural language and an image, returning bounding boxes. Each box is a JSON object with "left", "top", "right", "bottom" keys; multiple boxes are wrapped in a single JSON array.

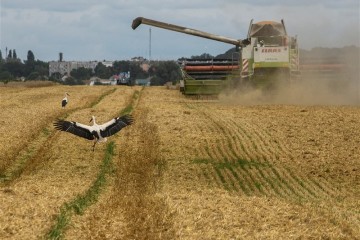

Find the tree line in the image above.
[
  {"left": 2, "top": 46, "right": 356, "bottom": 85},
  {"left": 0, "top": 50, "right": 49, "bottom": 83},
  {"left": 0, "top": 49, "right": 182, "bottom": 86}
]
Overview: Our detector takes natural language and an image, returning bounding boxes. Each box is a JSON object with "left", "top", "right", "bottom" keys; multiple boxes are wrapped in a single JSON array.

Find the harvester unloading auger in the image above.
[{"left": 132, "top": 17, "right": 300, "bottom": 95}]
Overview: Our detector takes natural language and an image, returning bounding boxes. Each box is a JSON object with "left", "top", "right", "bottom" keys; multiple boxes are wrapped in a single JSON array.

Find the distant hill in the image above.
[
  {"left": 215, "top": 48, "right": 238, "bottom": 59},
  {"left": 299, "top": 46, "right": 359, "bottom": 65}
]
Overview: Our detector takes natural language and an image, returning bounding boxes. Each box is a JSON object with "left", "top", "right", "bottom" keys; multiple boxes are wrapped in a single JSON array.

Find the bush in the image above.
[
  {"left": 27, "top": 71, "right": 40, "bottom": 80},
  {"left": 0, "top": 71, "right": 14, "bottom": 81},
  {"left": 64, "top": 76, "right": 84, "bottom": 85}
]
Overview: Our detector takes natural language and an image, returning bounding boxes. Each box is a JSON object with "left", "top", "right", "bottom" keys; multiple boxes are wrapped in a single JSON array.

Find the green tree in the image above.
[
  {"left": 13, "top": 49, "right": 17, "bottom": 59},
  {"left": 94, "top": 62, "right": 112, "bottom": 79},
  {"left": 3, "top": 61, "right": 24, "bottom": 78},
  {"left": 32, "top": 60, "right": 49, "bottom": 79},
  {"left": 7, "top": 49, "right": 12, "bottom": 59},
  {"left": 113, "top": 60, "right": 130, "bottom": 73},
  {"left": 64, "top": 76, "right": 84, "bottom": 85},
  {"left": 0, "top": 50, "right": 3, "bottom": 63},
  {"left": 191, "top": 53, "right": 214, "bottom": 59},
  {"left": 148, "top": 61, "right": 181, "bottom": 86},
  {"left": 129, "top": 62, "right": 148, "bottom": 81},
  {"left": 50, "top": 72, "right": 62, "bottom": 81},
  {"left": 0, "top": 71, "right": 14, "bottom": 81},
  {"left": 27, "top": 50, "right": 35, "bottom": 63},
  {"left": 70, "top": 67, "right": 92, "bottom": 80},
  {"left": 24, "top": 50, "right": 36, "bottom": 76},
  {"left": 27, "top": 71, "right": 40, "bottom": 80}
]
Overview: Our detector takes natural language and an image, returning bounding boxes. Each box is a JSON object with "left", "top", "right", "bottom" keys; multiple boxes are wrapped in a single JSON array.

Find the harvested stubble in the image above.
[
  {"left": 0, "top": 85, "right": 113, "bottom": 173},
  {"left": 0, "top": 85, "right": 137, "bottom": 239},
  {"left": 140, "top": 87, "right": 359, "bottom": 239},
  {"left": 0, "top": 85, "right": 359, "bottom": 239},
  {"left": 65, "top": 102, "right": 175, "bottom": 239}
]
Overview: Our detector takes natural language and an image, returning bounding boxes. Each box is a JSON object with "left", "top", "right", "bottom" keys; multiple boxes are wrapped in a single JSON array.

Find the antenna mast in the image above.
[{"left": 149, "top": 27, "right": 152, "bottom": 62}]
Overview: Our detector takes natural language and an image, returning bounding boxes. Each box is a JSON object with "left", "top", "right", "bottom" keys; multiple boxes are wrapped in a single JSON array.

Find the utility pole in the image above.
[{"left": 149, "top": 27, "right": 151, "bottom": 63}]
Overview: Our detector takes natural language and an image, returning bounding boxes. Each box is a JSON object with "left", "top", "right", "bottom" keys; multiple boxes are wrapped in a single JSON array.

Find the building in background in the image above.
[
  {"left": 48, "top": 52, "right": 114, "bottom": 77},
  {"left": 49, "top": 61, "right": 100, "bottom": 76}
]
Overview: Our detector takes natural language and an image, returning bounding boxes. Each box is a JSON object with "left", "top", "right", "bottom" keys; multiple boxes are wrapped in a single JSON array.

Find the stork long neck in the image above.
[{"left": 92, "top": 116, "right": 97, "bottom": 126}]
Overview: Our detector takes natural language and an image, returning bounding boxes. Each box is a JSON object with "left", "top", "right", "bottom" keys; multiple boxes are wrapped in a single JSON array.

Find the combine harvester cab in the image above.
[
  {"left": 132, "top": 17, "right": 299, "bottom": 95},
  {"left": 242, "top": 20, "right": 300, "bottom": 89}
]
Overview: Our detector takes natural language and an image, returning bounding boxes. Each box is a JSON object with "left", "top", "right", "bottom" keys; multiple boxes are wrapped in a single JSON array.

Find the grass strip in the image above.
[
  {"left": 89, "top": 88, "right": 117, "bottom": 108},
  {"left": 119, "top": 89, "right": 140, "bottom": 116},
  {"left": 46, "top": 141, "right": 115, "bottom": 240}
]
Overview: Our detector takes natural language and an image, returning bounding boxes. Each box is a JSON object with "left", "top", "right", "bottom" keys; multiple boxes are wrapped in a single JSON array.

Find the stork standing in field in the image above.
[
  {"left": 53, "top": 114, "right": 134, "bottom": 151},
  {"left": 62, "top": 92, "right": 70, "bottom": 108}
]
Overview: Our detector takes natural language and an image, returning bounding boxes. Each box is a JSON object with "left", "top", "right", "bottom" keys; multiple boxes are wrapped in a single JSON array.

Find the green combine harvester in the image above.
[{"left": 132, "top": 17, "right": 300, "bottom": 95}]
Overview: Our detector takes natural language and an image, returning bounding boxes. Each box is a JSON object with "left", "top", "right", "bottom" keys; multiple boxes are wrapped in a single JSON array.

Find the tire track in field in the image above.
[
  {"left": 0, "top": 87, "right": 127, "bottom": 239},
  {"left": 107, "top": 108, "right": 175, "bottom": 239},
  {"left": 233, "top": 120, "right": 323, "bottom": 199},
  {"left": 59, "top": 88, "right": 175, "bottom": 239},
  {"left": 260, "top": 123, "right": 338, "bottom": 198},
  {"left": 221, "top": 119, "right": 289, "bottom": 197},
  {"left": 244, "top": 116, "right": 335, "bottom": 199},
  {"left": 191, "top": 104, "right": 266, "bottom": 196},
  {"left": 193, "top": 117, "right": 249, "bottom": 193},
  {"left": 228, "top": 117, "right": 333, "bottom": 200},
  {"left": 253, "top": 125, "right": 338, "bottom": 197},
  {"left": 189, "top": 103, "right": 335, "bottom": 201},
  {"left": 219, "top": 118, "right": 289, "bottom": 198},
  {"left": 0, "top": 88, "right": 117, "bottom": 186},
  {"left": 46, "top": 88, "right": 141, "bottom": 239},
  {"left": 190, "top": 103, "right": 281, "bottom": 197}
]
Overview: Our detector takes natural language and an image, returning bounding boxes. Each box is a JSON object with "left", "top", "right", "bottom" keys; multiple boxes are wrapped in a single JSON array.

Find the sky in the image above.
[{"left": 0, "top": 0, "right": 359, "bottom": 62}]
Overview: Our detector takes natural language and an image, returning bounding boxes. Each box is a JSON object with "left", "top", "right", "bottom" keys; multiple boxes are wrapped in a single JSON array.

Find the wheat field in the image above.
[{"left": 0, "top": 83, "right": 359, "bottom": 239}]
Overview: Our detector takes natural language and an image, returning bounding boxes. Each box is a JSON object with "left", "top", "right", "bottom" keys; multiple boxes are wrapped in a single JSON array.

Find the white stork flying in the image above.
[
  {"left": 62, "top": 92, "right": 70, "bottom": 108},
  {"left": 53, "top": 114, "right": 133, "bottom": 151}
]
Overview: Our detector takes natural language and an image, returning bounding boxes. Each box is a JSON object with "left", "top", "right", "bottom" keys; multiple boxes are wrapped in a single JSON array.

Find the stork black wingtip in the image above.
[{"left": 121, "top": 114, "right": 134, "bottom": 125}]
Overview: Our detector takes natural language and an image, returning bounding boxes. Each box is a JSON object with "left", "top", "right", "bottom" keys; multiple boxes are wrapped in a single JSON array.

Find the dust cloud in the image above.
[
  {"left": 220, "top": 76, "right": 359, "bottom": 106},
  {"left": 220, "top": 47, "right": 360, "bottom": 106}
]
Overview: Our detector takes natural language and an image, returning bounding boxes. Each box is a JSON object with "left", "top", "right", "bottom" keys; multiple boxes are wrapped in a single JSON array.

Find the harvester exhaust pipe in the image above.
[
  {"left": 132, "top": 17, "right": 247, "bottom": 47},
  {"left": 281, "top": 19, "right": 287, "bottom": 35}
]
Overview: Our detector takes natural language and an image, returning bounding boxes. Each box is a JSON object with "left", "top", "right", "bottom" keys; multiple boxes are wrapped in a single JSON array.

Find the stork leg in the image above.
[{"left": 92, "top": 140, "right": 97, "bottom": 152}]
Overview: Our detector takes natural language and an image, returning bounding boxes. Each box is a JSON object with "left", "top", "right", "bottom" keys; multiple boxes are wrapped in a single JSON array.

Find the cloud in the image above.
[{"left": 0, "top": 0, "right": 359, "bottom": 61}]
